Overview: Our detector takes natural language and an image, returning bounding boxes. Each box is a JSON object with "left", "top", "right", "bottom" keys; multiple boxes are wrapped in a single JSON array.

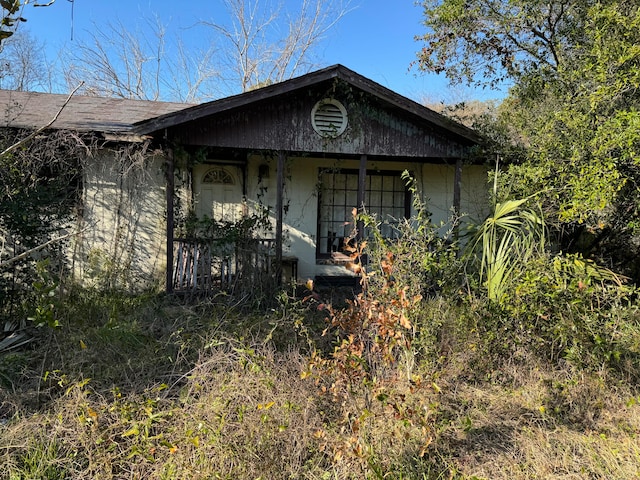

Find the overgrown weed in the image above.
[
  {"left": 2, "top": 195, "right": 640, "bottom": 478},
  {"left": 1, "top": 343, "right": 328, "bottom": 479},
  {"left": 1, "top": 281, "right": 640, "bottom": 479},
  {"left": 430, "top": 358, "right": 640, "bottom": 479}
]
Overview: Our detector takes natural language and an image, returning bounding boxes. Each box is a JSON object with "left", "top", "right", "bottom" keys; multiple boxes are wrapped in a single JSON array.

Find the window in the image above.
[
  {"left": 316, "top": 169, "right": 410, "bottom": 259},
  {"left": 202, "top": 167, "right": 235, "bottom": 185}
]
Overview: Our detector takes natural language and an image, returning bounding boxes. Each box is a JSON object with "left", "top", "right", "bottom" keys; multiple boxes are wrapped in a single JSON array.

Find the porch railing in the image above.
[{"left": 172, "top": 237, "right": 277, "bottom": 293}]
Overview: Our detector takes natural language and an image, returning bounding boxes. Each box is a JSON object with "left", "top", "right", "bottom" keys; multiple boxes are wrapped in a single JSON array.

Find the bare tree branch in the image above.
[
  {"left": 205, "top": 0, "right": 352, "bottom": 92},
  {"left": 0, "top": 225, "right": 90, "bottom": 268},
  {"left": 0, "top": 29, "right": 52, "bottom": 91},
  {"left": 62, "top": 17, "right": 219, "bottom": 101}
]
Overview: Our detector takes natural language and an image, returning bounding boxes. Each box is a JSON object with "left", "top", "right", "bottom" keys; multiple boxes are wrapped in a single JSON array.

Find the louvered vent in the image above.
[{"left": 311, "top": 99, "right": 348, "bottom": 137}]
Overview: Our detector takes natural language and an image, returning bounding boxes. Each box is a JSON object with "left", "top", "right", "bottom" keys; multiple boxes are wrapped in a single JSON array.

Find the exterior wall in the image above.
[
  {"left": 459, "top": 165, "right": 491, "bottom": 223},
  {"left": 420, "top": 163, "right": 490, "bottom": 226},
  {"left": 76, "top": 151, "right": 487, "bottom": 288},
  {"left": 72, "top": 150, "right": 167, "bottom": 290}
]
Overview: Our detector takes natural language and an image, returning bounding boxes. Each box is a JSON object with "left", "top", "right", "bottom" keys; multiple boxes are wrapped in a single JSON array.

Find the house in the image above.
[{"left": 1, "top": 65, "right": 489, "bottom": 293}]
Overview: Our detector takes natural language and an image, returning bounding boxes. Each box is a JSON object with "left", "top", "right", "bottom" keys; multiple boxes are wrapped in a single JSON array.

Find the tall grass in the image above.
[
  {"left": 2, "top": 290, "right": 639, "bottom": 479},
  {"left": 1, "top": 198, "right": 640, "bottom": 478}
]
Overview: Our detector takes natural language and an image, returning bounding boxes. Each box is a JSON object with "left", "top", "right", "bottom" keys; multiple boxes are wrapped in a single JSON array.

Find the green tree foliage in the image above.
[
  {"left": 0, "top": 0, "right": 26, "bottom": 43},
  {"left": 417, "top": 0, "right": 596, "bottom": 88},
  {"left": 1, "top": 0, "right": 55, "bottom": 45},
  {"left": 417, "top": 0, "right": 640, "bottom": 277}
]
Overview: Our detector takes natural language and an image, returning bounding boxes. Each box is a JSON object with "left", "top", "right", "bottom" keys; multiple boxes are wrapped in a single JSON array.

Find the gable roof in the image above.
[
  {"left": 0, "top": 89, "right": 192, "bottom": 134},
  {"left": 0, "top": 65, "right": 483, "bottom": 147},
  {"left": 134, "top": 64, "right": 483, "bottom": 145}
]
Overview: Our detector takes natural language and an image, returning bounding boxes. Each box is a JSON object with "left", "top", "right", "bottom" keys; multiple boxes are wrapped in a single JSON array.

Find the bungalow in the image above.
[{"left": 0, "top": 65, "right": 489, "bottom": 293}]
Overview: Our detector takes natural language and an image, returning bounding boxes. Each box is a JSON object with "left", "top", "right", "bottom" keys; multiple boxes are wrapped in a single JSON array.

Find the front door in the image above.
[{"left": 194, "top": 165, "right": 244, "bottom": 222}]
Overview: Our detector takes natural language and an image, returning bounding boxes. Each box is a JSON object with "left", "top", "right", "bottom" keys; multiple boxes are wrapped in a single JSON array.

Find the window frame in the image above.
[{"left": 315, "top": 168, "right": 411, "bottom": 261}]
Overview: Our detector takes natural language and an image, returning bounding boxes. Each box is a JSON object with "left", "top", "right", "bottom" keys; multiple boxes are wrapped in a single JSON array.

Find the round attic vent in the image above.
[{"left": 311, "top": 99, "right": 348, "bottom": 138}]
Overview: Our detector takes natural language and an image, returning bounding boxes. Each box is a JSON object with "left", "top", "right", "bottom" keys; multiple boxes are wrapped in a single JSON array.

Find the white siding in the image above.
[{"left": 72, "top": 152, "right": 167, "bottom": 289}]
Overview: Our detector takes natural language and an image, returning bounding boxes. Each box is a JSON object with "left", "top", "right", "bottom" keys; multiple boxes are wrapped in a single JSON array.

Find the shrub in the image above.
[
  {"left": 499, "top": 253, "right": 639, "bottom": 375},
  {"left": 303, "top": 206, "right": 453, "bottom": 477}
]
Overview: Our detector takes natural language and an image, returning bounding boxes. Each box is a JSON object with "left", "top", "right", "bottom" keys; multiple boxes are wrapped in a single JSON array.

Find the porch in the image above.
[{"left": 134, "top": 66, "right": 485, "bottom": 295}]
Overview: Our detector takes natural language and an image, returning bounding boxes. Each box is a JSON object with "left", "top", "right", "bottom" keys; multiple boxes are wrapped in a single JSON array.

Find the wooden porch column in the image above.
[
  {"left": 357, "top": 154, "right": 367, "bottom": 240},
  {"left": 453, "top": 157, "right": 463, "bottom": 238},
  {"left": 275, "top": 151, "right": 285, "bottom": 286},
  {"left": 166, "top": 148, "right": 175, "bottom": 294}
]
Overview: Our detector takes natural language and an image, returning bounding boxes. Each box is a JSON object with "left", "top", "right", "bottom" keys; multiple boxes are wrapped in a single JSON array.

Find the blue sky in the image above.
[{"left": 22, "top": 0, "right": 502, "bottom": 103}]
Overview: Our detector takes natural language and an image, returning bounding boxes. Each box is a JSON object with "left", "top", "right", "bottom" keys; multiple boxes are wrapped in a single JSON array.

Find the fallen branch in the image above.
[
  {"left": 0, "top": 81, "right": 84, "bottom": 157},
  {"left": 0, "top": 225, "right": 91, "bottom": 268}
]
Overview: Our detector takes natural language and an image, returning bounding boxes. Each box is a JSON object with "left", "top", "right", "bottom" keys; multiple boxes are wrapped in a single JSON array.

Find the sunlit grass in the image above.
[{"left": 1, "top": 286, "right": 639, "bottom": 479}]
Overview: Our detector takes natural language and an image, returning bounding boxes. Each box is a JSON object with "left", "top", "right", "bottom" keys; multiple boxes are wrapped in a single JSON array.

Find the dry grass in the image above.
[
  {"left": 431, "top": 356, "right": 640, "bottom": 479},
  {"left": 1, "top": 344, "right": 328, "bottom": 479},
  {"left": 1, "top": 295, "right": 640, "bottom": 479}
]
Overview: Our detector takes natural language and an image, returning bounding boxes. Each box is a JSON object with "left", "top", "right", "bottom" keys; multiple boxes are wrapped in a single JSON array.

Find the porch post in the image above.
[
  {"left": 166, "top": 148, "right": 175, "bottom": 294},
  {"left": 275, "top": 151, "right": 285, "bottom": 286},
  {"left": 357, "top": 154, "right": 367, "bottom": 240},
  {"left": 453, "top": 157, "right": 463, "bottom": 238}
]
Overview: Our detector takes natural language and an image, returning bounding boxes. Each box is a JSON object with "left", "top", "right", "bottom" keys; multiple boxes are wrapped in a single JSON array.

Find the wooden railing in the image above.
[{"left": 172, "top": 238, "right": 276, "bottom": 293}]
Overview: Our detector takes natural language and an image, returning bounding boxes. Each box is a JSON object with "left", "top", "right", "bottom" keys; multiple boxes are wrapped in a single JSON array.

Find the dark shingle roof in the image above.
[
  {"left": 0, "top": 89, "right": 192, "bottom": 133},
  {"left": 0, "top": 66, "right": 483, "bottom": 146}
]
